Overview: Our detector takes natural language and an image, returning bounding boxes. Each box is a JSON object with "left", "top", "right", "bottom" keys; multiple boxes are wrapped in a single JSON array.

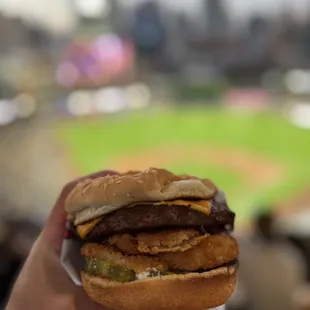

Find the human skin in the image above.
[{"left": 5, "top": 170, "right": 117, "bottom": 310}]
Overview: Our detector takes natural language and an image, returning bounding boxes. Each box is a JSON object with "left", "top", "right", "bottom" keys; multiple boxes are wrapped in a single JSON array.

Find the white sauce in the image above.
[{"left": 136, "top": 268, "right": 159, "bottom": 280}]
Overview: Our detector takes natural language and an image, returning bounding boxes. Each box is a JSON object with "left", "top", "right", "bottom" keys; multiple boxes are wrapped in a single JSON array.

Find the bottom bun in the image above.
[{"left": 81, "top": 265, "right": 237, "bottom": 310}]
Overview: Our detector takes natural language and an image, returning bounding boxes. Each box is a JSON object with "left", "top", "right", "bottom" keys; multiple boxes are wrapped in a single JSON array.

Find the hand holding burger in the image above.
[
  {"left": 66, "top": 168, "right": 238, "bottom": 310},
  {"left": 5, "top": 168, "right": 238, "bottom": 310},
  {"left": 5, "top": 170, "right": 117, "bottom": 310}
]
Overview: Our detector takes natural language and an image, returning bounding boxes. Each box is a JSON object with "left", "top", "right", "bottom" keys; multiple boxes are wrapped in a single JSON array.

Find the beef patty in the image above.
[{"left": 86, "top": 198, "right": 234, "bottom": 240}]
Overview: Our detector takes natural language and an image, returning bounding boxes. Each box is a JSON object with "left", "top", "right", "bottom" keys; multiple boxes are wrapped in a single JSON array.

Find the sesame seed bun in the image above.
[
  {"left": 66, "top": 168, "right": 218, "bottom": 225},
  {"left": 81, "top": 265, "right": 236, "bottom": 310}
]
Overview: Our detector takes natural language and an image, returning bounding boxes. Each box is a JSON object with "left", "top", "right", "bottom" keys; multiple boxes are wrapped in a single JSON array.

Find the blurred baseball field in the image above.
[{"left": 58, "top": 107, "right": 310, "bottom": 224}]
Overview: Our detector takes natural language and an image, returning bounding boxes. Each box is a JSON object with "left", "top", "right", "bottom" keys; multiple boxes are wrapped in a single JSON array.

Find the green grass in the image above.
[{"left": 58, "top": 107, "right": 310, "bottom": 224}]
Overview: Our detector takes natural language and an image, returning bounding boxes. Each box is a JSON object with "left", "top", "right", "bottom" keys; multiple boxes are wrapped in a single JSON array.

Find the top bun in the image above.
[{"left": 66, "top": 168, "right": 217, "bottom": 225}]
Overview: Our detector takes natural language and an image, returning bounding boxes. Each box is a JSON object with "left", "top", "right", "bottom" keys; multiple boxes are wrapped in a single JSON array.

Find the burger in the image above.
[{"left": 65, "top": 168, "right": 238, "bottom": 310}]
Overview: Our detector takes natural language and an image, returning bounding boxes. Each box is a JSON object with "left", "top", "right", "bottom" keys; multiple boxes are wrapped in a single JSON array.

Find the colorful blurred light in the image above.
[
  {"left": 0, "top": 100, "right": 16, "bottom": 126},
  {"left": 285, "top": 70, "right": 310, "bottom": 94},
  {"left": 67, "top": 91, "right": 94, "bottom": 116},
  {"left": 74, "top": 0, "right": 110, "bottom": 18},
  {"left": 288, "top": 102, "right": 310, "bottom": 129},
  {"left": 56, "top": 62, "right": 79, "bottom": 88},
  {"left": 94, "top": 87, "right": 126, "bottom": 114},
  {"left": 125, "top": 83, "right": 151, "bottom": 109},
  {"left": 56, "top": 35, "right": 135, "bottom": 89},
  {"left": 225, "top": 88, "right": 270, "bottom": 110}
]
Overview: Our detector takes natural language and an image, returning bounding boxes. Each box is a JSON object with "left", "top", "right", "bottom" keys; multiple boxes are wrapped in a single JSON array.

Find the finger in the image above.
[{"left": 42, "top": 170, "right": 118, "bottom": 254}]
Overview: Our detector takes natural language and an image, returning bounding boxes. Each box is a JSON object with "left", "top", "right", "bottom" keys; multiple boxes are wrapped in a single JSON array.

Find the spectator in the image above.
[{"left": 235, "top": 209, "right": 307, "bottom": 310}]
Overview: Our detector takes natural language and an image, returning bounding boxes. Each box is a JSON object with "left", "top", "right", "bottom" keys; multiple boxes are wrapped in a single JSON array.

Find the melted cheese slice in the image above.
[
  {"left": 154, "top": 199, "right": 211, "bottom": 215},
  {"left": 76, "top": 199, "right": 211, "bottom": 239},
  {"left": 76, "top": 217, "right": 102, "bottom": 239}
]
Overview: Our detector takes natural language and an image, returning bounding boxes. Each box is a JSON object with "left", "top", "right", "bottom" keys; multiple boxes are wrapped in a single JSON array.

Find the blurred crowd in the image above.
[{"left": 229, "top": 209, "right": 310, "bottom": 310}]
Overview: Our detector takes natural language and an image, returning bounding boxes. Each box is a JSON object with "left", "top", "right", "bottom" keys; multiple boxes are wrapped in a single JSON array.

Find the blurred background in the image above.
[{"left": 0, "top": 0, "right": 310, "bottom": 309}]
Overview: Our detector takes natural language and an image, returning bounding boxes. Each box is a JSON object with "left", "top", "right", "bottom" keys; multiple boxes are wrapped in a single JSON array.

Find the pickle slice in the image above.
[{"left": 85, "top": 258, "right": 136, "bottom": 283}]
